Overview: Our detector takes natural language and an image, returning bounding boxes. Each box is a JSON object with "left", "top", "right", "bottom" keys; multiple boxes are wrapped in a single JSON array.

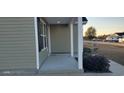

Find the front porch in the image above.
[
  {"left": 37, "top": 17, "right": 87, "bottom": 71},
  {"left": 39, "top": 54, "right": 81, "bottom": 74}
]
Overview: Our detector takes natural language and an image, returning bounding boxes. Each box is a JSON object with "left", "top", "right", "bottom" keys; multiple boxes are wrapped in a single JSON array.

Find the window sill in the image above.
[{"left": 41, "top": 47, "right": 48, "bottom": 52}]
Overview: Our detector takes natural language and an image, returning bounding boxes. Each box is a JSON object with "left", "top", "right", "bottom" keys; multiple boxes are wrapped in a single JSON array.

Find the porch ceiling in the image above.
[
  {"left": 43, "top": 17, "right": 74, "bottom": 24},
  {"left": 42, "top": 17, "right": 88, "bottom": 25}
]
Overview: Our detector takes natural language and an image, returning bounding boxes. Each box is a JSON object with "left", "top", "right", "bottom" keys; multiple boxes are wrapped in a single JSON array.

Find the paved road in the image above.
[
  {"left": 84, "top": 41, "right": 124, "bottom": 47},
  {"left": 84, "top": 41, "right": 124, "bottom": 66}
]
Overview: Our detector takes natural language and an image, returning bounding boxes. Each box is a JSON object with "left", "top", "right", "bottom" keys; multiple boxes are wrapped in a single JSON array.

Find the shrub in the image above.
[
  {"left": 75, "top": 47, "right": 110, "bottom": 73},
  {"left": 83, "top": 47, "right": 92, "bottom": 56},
  {"left": 83, "top": 55, "right": 111, "bottom": 73}
]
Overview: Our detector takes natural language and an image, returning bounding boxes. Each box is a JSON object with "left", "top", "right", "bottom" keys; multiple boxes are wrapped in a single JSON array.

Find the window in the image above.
[{"left": 37, "top": 18, "right": 48, "bottom": 52}]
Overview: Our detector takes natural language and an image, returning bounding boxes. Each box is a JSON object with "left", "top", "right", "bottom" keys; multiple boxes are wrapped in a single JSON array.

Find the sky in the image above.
[{"left": 83, "top": 17, "right": 124, "bottom": 36}]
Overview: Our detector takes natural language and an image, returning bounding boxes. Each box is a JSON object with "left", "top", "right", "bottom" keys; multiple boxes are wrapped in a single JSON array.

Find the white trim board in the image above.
[
  {"left": 70, "top": 23, "right": 74, "bottom": 57},
  {"left": 48, "top": 25, "right": 51, "bottom": 55},
  {"left": 34, "top": 17, "right": 40, "bottom": 69}
]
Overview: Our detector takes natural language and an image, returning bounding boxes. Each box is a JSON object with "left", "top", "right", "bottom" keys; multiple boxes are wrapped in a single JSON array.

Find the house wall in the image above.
[
  {"left": 73, "top": 24, "right": 78, "bottom": 56},
  {"left": 50, "top": 24, "right": 70, "bottom": 53},
  {"left": 0, "top": 17, "right": 36, "bottom": 70},
  {"left": 39, "top": 49, "right": 48, "bottom": 66}
]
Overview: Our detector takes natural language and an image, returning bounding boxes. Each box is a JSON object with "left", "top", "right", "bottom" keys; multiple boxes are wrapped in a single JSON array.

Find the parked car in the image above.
[
  {"left": 92, "top": 38, "right": 101, "bottom": 41},
  {"left": 106, "top": 36, "right": 119, "bottom": 42}
]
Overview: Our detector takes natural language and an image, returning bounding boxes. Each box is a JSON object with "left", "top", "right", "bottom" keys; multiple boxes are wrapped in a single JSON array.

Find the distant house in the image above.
[{"left": 106, "top": 32, "right": 124, "bottom": 42}]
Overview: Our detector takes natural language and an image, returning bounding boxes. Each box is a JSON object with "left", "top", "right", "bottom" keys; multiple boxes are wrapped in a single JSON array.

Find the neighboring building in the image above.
[
  {"left": 0, "top": 17, "right": 87, "bottom": 72},
  {"left": 117, "top": 32, "right": 124, "bottom": 42},
  {"left": 119, "top": 38, "right": 124, "bottom": 43},
  {"left": 106, "top": 32, "right": 124, "bottom": 42}
]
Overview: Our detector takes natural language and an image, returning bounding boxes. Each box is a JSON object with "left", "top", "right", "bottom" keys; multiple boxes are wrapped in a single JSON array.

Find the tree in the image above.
[{"left": 85, "top": 26, "right": 96, "bottom": 40}]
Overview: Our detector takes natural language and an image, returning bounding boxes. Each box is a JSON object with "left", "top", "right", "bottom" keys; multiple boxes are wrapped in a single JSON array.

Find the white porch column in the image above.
[
  {"left": 78, "top": 17, "right": 83, "bottom": 70},
  {"left": 48, "top": 25, "right": 51, "bottom": 55},
  {"left": 34, "top": 17, "right": 40, "bottom": 69},
  {"left": 70, "top": 23, "right": 74, "bottom": 57}
]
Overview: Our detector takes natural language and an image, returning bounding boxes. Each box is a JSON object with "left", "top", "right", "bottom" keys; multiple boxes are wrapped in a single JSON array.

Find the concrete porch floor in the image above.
[{"left": 39, "top": 54, "right": 81, "bottom": 74}]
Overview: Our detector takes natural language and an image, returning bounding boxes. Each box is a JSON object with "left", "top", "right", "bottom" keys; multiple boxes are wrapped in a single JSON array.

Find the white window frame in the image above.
[
  {"left": 39, "top": 19, "right": 48, "bottom": 51},
  {"left": 46, "top": 25, "right": 48, "bottom": 51}
]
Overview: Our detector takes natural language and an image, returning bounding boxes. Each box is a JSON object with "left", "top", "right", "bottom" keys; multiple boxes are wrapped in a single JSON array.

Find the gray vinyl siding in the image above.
[
  {"left": 50, "top": 24, "right": 70, "bottom": 53},
  {"left": 0, "top": 17, "right": 36, "bottom": 70}
]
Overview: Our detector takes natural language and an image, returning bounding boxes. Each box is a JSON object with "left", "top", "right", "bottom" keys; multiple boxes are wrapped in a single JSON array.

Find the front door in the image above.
[{"left": 50, "top": 24, "right": 70, "bottom": 54}]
